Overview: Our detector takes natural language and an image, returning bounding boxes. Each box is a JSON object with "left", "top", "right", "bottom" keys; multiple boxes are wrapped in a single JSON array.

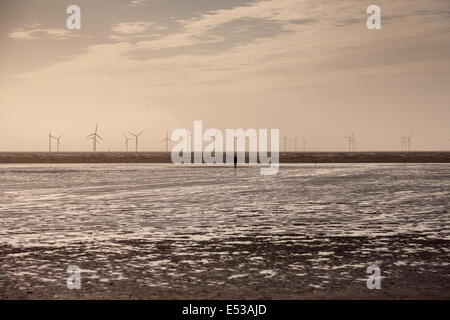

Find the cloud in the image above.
[
  {"left": 5, "top": 0, "right": 450, "bottom": 99},
  {"left": 125, "top": 0, "right": 347, "bottom": 54},
  {"left": 110, "top": 21, "right": 167, "bottom": 41},
  {"left": 126, "top": 0, "right": 148, "bottom": 8},
  {"left": 7, "top": 23, "right": 80, "bottom": 40},
  {"left": 112, "top": 22, "right": 154, "bottom": 35}
]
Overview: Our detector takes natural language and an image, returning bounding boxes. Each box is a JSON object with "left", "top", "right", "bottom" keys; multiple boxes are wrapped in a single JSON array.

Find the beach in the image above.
[{"left": 0, "top": 163, "right": 448, "bottom": 299}]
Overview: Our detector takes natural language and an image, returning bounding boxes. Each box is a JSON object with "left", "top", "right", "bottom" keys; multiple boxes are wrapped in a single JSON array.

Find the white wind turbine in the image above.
[
  {"left": 406, "top": 134, "right": 413, "bottom": 151},
  {"left": 87, "top": 123, "right": 103, "bottom": 152},
  {"left": 55, "top": 134, "right": 63, "bottom": 152},
  {"left": 129, "top": 131, "right": 144, "bottom": 152},
  {"left": 123, "top": 133, "right": 133, "bottom": 152},
  {"left": 45, "top": 130, "right": 59, "bottom": 152},
  {"left": 343, "top": 132, "right": 355, "bottom": 152},
  {"left": 400, "top": 134, "right": 412, "bottom": 151},
  {"left": 46, "top": 130, "right": 55, "bottom": 152},
  {"left": 161, "top": 131, "right": 172, "bottom": 152},
  {"left": 400, "top": 135, "right": 406, "bottom": 151},
  {"left": 283, "top": 136, "right": 289, "bottom": 152},
  {"left": 351, "top": 134, "right": 356, "bottom": 151}
]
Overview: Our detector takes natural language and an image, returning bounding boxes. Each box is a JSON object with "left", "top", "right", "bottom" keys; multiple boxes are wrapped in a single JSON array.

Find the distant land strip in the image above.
[{"left": 0, "top": 152, "right": 449, "bottom": 164}]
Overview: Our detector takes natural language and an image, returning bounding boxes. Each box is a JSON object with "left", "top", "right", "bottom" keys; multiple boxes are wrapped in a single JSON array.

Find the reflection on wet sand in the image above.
[{"left": 0, "top": 164, "right": 449, "bottom": 299}]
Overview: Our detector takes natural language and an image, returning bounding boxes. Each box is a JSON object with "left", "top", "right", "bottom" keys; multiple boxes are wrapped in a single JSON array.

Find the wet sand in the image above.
[
  {"left": 0, "top": 151, "right": 449, "bottom": 163},
  {"left": 0, "top": 164, "right": 448, "bottom": 300},
  {"left": 1, "top": 234, "right": 449, "bottom": 299}
]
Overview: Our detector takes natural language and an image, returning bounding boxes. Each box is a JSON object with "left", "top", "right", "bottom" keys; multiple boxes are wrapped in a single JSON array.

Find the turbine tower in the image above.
[
  {"left": 302, "top": 138, "right": 307, "bottom": 152},
  {"left": 351, "top": 135, "right": 356, "bottom": 151},
  {"left": 343, "top": 132, "right": 355, "bottom": 152},
  {"left": 294, "top": 137, "right": 298, "bottom": 152},
  {"left": 162, "top": 131, "right": 172, "bottom": 152},
  {"left": 406, "top": 134, "right": 412, "bottom": 151},
  {"left": 400, "top": 135, "right": 412, "bottom": 151},
  {"left": 400, "top": 135, "right": 407, "bottom": 151},
  {"left": 87, "top": 123, "right": 103, "bottom": 152},
  {"left": 46, "top": 130, "right": 58, "bottom": 152},
  {"left": 129, "top": 131, "right": 144, "bottom": 152},
  {"left": 123, "top": 133, "right": 133, "bottom": 152},
  {"left": 55, "top": 134, "right": 63, "bottom": 152}
]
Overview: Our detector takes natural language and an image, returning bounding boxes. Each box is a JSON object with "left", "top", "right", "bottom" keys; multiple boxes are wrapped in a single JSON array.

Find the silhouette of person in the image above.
[{"left": 234, "top": 153, "right": 237, "bottom": 168}]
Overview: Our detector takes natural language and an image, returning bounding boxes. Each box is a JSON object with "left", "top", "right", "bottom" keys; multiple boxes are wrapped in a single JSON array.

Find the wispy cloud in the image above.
[
  {"left": 126, "top": 0, "right": 148, "bottom": 8},
  {"left": 110, "top": 21, "right": 167, "bottom": 41},
  {"left": 112, "top": 22, "right": 153, "bottom": 35},
  {"left": 7, "top": 23, "right": 80, "bottom": 40}
]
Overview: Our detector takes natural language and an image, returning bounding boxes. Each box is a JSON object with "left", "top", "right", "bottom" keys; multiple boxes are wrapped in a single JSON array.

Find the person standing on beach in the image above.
[{"left": 234, "top": 153, "right": 237, "bottom": 168}]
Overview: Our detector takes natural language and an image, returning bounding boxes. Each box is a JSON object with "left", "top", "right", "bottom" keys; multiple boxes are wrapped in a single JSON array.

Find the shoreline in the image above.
[{"left": 0, "top": 151, "right": 449, "bottom": 164}]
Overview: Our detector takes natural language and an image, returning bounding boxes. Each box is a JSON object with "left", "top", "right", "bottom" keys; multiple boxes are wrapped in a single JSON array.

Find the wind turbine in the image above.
[
  {"left": 400, "top": 135, "right": 406, "bottom": 151},
  {"left": 406, "top": 134, "right": 413, "bottom": 151},
  {"left": 46, "top": 130, "right": 53, "bottom": 152},
  {"left": 129, "top": 131, "right": 144, "bottom": 152},
  {"left": 294, "top": 137, "right": 298, "bottom": 151},
  {"left": 302, "top": 138, "right": 307, "bottom": 152},
  {"left": 87, "top": 123, "right": 103, "bottom": 152},
  {"left": 45, "top": 130, "right": 58, "bottom": 152},
  {"left": 343, "top": 132, "right": 355, "bottom": 152},
  {"left": 55, "top": 134, "right": 63, "bottom": 152},
  {"left": 123, "top": 133, "right": 133, "bottom": 152},
  {"left": 283, "top": 136, "right": 288, "bottom": 152},
  {"left": 400, "top": 135, "right": 412, "bottom": 151},
  {"left": 161, "top": 131, "right": 172, "bottom": 152}
]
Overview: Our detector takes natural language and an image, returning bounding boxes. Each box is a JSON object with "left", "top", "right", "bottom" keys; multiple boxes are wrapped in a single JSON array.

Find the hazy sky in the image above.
[{"left": 0, "top": 0, "right": 449, "bottom": 151}]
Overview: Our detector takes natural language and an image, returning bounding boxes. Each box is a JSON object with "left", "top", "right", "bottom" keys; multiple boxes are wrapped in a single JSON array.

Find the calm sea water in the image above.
[{"left": 0, "top": 163, "right": 448, "bottom": 297}]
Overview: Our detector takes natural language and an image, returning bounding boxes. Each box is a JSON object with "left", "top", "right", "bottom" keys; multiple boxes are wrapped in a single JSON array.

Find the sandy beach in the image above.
[
  {"left": 1, "top": 234, "right": 448, "bottom": 299},
  {"left": 0, "top": 163, "right": 448, "bottom": 299}
]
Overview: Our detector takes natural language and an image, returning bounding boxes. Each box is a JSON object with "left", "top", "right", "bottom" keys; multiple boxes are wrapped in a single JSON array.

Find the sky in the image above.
[{"left": 0, "top": 0, "right": 449, "bottom": 151}]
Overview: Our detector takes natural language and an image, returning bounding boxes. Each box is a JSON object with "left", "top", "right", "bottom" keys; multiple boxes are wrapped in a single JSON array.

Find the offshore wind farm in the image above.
[{"left": 1, "top": 126, "right": 449, "bottom": 164}]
